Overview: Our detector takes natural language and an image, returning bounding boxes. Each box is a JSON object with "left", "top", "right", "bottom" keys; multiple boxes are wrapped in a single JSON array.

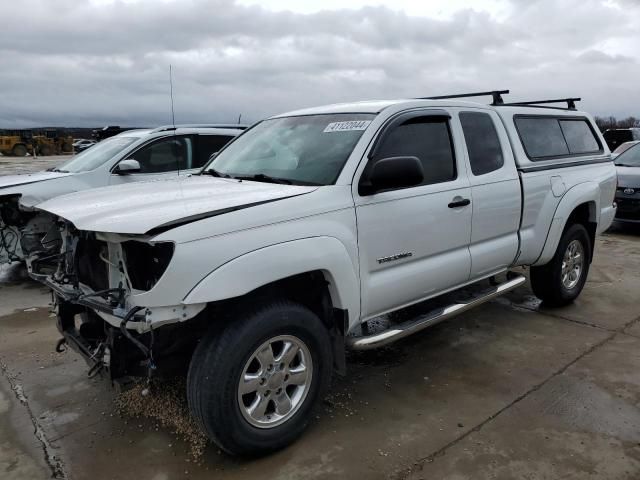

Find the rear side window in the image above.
[
  {"left": 459, "top": 112, "right": 504, "bottom": 175},
  {"left": 515, "top": 117, "right": 569, "bottom": 158},
  {"left": 373, "top": 117, "right": 456, "bottom": 186},
  {"left": 559, "top": 120, "right": 600, "bottom": 154},
  {"left": 195, "top": 134, "right": 234, "bottom": 167},
  {"left": 515, "top": 116, "right": 601, "bottom": 160}
]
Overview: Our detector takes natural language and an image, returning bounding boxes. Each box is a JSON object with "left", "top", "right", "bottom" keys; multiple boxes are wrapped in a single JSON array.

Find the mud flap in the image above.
[{"left": 331, "top": 308, "right": 348, "bottom": 376}]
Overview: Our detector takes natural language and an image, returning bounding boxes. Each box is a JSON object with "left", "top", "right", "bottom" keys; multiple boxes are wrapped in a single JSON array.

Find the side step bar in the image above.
[{"left": 348, "top": 274, "right": 526, "bottom": 350}]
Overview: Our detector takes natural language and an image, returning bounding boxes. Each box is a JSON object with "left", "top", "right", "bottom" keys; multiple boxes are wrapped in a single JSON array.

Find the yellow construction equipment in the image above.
[
  {"left": 33, "top": 130, "right": 74, "bottom": 156},
  {"left": 0, "top": 129, "right": 74, "bottom": 157},
  {"left": 0, "top": 130, "right": 33, "bottom": 156}
]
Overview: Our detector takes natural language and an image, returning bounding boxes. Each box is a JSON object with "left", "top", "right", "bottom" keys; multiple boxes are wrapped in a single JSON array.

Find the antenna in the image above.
[
  {"left": 169, "top": 64, "right": 179, "bottom": 176},
  {"left": 169, "top": 64, "right": 176, "bottom": 127},
  {"left": 237, "top": 113, "right": 242, "bottom": 124}
]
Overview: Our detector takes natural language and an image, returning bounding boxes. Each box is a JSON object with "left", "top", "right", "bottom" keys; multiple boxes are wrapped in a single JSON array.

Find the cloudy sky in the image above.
[{"left": 1, "top": 0, "right": 639, "bottom": 127}]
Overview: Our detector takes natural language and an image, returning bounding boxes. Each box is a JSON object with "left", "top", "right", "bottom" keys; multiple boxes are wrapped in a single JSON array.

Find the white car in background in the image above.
[
  {"left": 0, "top": 124, "right": 245, "bottom": 263},
  {"left": 611, "top": 140, "right": 640, "bottom": 159},
  {"left": 72, "top": 139, "right": 97, "bottom": 153}
]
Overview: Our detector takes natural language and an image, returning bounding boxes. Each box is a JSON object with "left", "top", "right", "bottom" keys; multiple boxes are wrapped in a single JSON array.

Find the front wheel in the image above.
[
  {"left": 12, "top": 144, "right": 27, "bottom": 157},
  {"left": 530, "top": 223, "right": 591, "bottom": 307},
  {"left": 187, "top": 300, "right": 332, "bottom": 455}
]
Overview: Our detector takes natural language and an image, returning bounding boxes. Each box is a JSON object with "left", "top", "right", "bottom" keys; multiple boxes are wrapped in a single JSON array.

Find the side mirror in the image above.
[
  {"left": 360, "top": 156, "right": 424, "bottom": 195},
  {"left": 114, "top": 159, "right": 141, "bottom": 175}
]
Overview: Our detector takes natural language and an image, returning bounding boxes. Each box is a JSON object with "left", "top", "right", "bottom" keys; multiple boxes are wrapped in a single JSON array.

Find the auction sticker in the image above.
[{"left": 323, "top": 120, "right": 372, "bottom": 133}]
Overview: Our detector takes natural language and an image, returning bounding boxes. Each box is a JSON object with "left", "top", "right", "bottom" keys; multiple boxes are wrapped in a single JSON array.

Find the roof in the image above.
[
  {"left": 272, "top": 98, "right": 592, "bottom": 119},
  {"left": 271, "top": 98, "right": 499, "bottom": 118},
  {"left": 112, "top": 126, "right": 243, "bottom": 140}
]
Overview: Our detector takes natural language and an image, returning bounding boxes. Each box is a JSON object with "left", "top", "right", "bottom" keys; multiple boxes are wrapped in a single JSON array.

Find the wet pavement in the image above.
[
  {"left": 0, "top": 155, "right": 70, "bottom": 175},
  {"left": 0, "top": 226, "right": 639, "bottom": 480}
]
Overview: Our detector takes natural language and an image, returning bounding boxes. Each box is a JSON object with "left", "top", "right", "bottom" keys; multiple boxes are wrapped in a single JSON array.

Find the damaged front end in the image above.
[
  {"left": 29, "top": 221, "right": 207, "bottom": 385},
  {"left": 1, "top": 195, "right": 59, "bottom": 264}
]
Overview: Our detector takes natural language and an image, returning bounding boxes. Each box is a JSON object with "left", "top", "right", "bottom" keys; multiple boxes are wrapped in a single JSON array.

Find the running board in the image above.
[{"left": 347, "top": 274, "right": 526, "bottom": 350}]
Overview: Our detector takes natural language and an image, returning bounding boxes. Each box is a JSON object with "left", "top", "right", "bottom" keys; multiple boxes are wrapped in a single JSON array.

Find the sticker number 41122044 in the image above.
[{"left": 323, "top": 120, "right": 372, "bottom": 133}]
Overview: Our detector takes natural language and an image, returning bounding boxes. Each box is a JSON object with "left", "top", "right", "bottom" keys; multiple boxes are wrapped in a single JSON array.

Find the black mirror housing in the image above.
[{"left": 360, "top": 156, "right": 424, "bottom": 195}]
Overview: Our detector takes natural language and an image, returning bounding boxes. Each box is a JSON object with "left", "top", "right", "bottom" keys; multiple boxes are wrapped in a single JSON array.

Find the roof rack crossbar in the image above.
[
  {"left": 419, "top": 90, "right": 510, "bottom": 106},
  {"left": 501, "top": 98, "right": 581, "bottom": 110}
]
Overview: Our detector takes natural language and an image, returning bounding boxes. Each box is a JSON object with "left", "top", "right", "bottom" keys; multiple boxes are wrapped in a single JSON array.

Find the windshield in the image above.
[
  {"left": 203, "top": 113, "right": 375, "bottom": 185},
  {"left": 613, "top": 142, "right": 639, "bottom": 156},
  {"left": 58, "top": 136, "right": 139, "bottom": 173},
  {"left": 614, "top": 142, "right": 640, "bottom": 167}
]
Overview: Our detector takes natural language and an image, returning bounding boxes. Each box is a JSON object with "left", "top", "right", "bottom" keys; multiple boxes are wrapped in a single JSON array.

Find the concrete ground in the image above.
[
  {"left": 2, "top": 154, "right": 640, "bottom": 479},
  {"left": 0, "top": 225, "right": 639, "bottom": 480},
  {"left": 0, "top": 155, "right": 71, "bottom": 175}
]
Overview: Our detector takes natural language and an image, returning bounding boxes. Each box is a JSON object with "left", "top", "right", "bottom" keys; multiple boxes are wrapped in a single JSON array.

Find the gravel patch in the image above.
[{"left": 115, "top": 379, "right": 207, "bottom": 460}]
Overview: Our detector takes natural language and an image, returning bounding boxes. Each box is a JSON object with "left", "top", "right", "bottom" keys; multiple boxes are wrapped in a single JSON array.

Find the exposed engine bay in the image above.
[
  {"left": 28, "top": 220, "right": 207, "bottom": 383},
  {"left": 0, "top": 195, "right": 60, "bottom": 264}
]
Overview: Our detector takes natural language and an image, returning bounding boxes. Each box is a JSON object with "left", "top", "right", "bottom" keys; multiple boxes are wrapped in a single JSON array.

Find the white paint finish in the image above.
[
  {"left": 450, "top": 107, "right": 521, "bottom": 278},
  {"left": 0, "top": 127, "right": 241, "bottom": 263},
  {"left": 533, "top": 182, "right": 601, "bottom": 266},
  {"left": 516, "top": 170, "right": 566, "bottom": 265},
  {"left": 550, "top": 176, "right": 566, "bottom": 197},
  {"left": 37, "top": 176, "right": 317, "bottom": 234},
  {"left": 353, "top": 106, "right": 473, "bottom": 319},
  {"left": 519, "top": 163, "right": 616, "bottom": 266},
  {"left": 30, "top": 98, "right": 618, "bottom": 333},
  {"left": 598, "top": 205, "right": 616, "bottom": 234},
  {"left": 184, "top": 236, "right": 361, "bottom": 324},
  {"left": 133, "top": 197, "right": 359, "bottom": 315},
  {"left": 0, "top": 127, "right": 240, "bottom": 205},
  {"left": 0, "top": 171, "right": 73, "bottom": 190}
]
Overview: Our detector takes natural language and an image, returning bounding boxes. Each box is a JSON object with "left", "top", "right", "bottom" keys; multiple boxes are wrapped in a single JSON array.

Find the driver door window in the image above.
[{"left": 129, "top": 137, "right": 193, "bottom": 174}]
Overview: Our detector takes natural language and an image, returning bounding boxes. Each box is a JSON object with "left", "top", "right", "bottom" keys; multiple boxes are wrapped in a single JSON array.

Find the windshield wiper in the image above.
[
  {"left": 47, "top": 168, "right": 69, "bottom": 173},
  {"left": 233, "top": 173, "right": 293, "bottom": 185},
  {"left": 200, "top": 168, "right": 232, "bottom": 178},
  {"left": 615, "top": 163, "right": 638, "bottom": 168}
]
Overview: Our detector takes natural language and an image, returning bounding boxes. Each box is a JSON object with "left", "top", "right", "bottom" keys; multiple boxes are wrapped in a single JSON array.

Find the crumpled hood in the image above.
[
  {"left": 616, "top": 166, "right": 640, "bottom": 188},
  {"left": 37, "top": 175, "right": 317, "bottom": 235},
  {"left": 0, "top": 171, "right": 73, "bottom": 191}
]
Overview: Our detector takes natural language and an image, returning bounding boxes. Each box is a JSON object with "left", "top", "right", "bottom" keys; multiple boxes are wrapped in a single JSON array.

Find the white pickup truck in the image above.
[{"left": 30, "top": 91, "right": 616, "bottom": 455}]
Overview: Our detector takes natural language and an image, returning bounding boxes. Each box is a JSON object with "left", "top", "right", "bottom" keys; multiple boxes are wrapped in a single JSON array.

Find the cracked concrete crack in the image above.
[
  {"left": 393, "top": 312, "right": 640, "bottom": 480},
  {"left": 0, "top": 358, "right": 67, "bottom": 479}
]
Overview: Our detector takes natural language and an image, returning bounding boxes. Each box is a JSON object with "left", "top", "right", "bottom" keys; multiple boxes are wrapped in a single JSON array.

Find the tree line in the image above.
[{"left": 594, "top": 116, "right": 640, "bottom": 132}]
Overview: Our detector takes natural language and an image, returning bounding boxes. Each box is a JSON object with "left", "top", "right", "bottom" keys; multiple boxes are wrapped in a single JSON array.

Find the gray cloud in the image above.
[{"left": 1, "top": 0, "right": 639, "bottom": 127}]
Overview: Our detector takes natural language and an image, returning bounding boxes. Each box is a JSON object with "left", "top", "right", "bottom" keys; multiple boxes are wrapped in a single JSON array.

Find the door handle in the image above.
[{"left": 448, "top": 197, "right": 471, "bottom": 208}]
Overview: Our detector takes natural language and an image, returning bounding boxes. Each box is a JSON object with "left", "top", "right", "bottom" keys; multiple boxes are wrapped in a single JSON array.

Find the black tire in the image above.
[
  {"left": 187, "top": 300, "right": 333, "bottom": 456},
  {"left": 12, "top": 144, "right": 27, "bottom": 157},
  {"left": 530, "top": 223, "right": 591, "bottom": 307},
  {"left": 39, "top": 145, "right": 53, "bottom": 156}
]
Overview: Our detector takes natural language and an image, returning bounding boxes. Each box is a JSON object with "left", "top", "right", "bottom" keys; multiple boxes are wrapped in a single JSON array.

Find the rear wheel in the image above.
[
  {"left": 39, "top": 145, "right": 53, "bottom": 156},
  {"left": 12, "top": 144, "right": 27, "bottom": 157},
  {"left": 530, "top": 223, "right": 591, "bottom": 307},
  {"left": 187, "top": 300, "right": 332, "bottom": 455}
]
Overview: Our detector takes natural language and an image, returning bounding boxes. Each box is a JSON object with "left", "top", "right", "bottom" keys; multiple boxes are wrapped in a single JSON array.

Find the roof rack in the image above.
[
  {"left": 500, "top": 98, "right": 581, "bottom": 111},
  {"left": 418, "top": 90, "right": 509, "bottom": 106},
  {"left": 150, "top": 124, "right": 248, "bottom": 133}
]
